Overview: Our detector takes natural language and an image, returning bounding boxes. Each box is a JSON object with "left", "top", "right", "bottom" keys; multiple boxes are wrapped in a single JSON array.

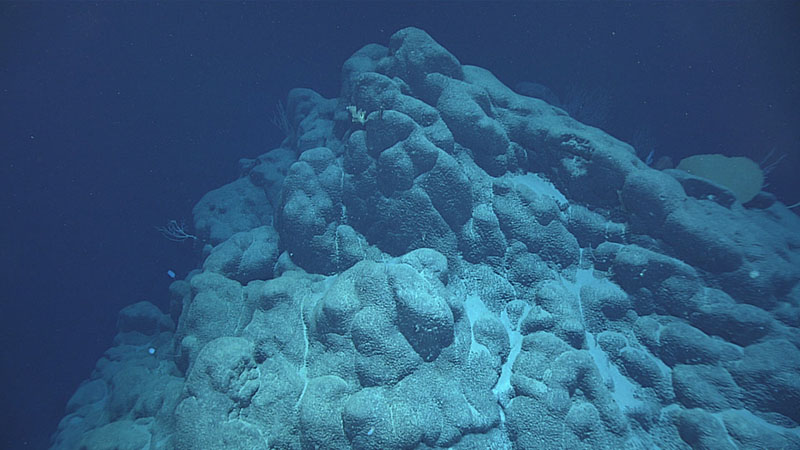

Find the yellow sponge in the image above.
[{"left": 677, "top": 153, "right": 764, "bottom": 204}]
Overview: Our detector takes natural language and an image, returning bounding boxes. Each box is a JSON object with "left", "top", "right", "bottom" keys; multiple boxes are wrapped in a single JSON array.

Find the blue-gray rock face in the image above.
[{"left": 52, "top": 27, "right": 800, "bottom": 450}]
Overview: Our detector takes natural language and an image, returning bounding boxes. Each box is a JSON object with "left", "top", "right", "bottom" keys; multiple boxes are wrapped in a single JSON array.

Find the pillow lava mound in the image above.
[{"left": 52, "top": 27, "right": 800, "bottom": 450}]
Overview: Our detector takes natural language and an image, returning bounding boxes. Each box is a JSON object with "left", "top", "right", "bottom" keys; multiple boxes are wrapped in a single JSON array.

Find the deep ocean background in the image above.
[{"left": 1, "top": 2, "right": 798, "bottom": 448}]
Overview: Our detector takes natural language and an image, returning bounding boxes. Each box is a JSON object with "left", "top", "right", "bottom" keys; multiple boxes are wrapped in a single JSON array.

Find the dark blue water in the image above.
[{"left": 1, "top": 3, "right": 798, "bottom": 448}]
